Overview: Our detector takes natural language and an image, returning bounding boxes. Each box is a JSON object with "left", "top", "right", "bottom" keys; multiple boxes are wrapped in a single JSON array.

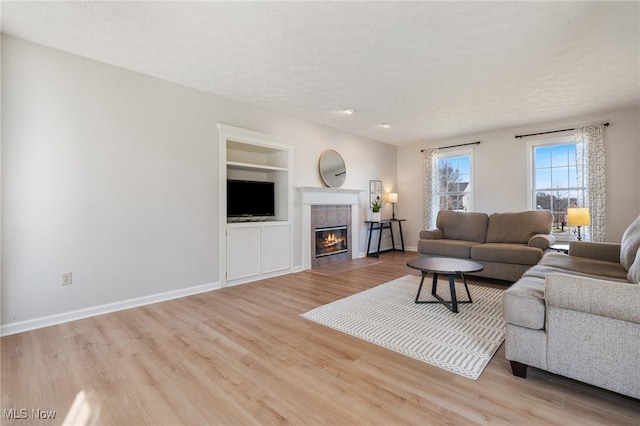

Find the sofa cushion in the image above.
[
  {"left": 546, "top": 273, "right": 640, "bottom": 322},
  {"left": 472, "top": 261, "right": 532, "bottom": 282},
  {"left": 486, "top": 210, "right": 553, "bottom": 244},
  {"left": 418, "top": 229, "right": 443, "bottom": 240},
  {"left": 471, "top": 243, "right": 543, "bottom": 266},
  {"left": 436, "top": 210, "right": 488, "bottom": 243},
  {"left": 620, "top": 214, "right": 640, "bottom": 271},
  {"left": 502, "top": 276, "right": 546, "bottom": 330},
  {"left": 523, "top": 264, "right": 630, "bottom": 283},
  {"left": 417, "top": 239, "right": 477, "bottom": 258},
  {"left": 570, "top": 241, "right": 621, "bottom": 263},
  {"left": 538, "top": 252, "right": 628, "bottom": 281}
]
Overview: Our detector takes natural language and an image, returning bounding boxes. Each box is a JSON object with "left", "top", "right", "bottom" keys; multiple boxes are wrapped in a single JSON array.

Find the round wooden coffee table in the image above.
[{"left": 406, "top": 256, "right": 483, "bottom": 313}]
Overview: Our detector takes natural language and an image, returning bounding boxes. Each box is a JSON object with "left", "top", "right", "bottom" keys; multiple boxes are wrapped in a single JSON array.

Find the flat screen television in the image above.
[{"left": 227, "top": 179, "right": 275, "bottom": 218}]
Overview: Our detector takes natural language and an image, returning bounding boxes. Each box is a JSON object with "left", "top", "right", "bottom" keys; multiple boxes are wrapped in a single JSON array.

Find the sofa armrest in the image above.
[
  {"left": 546, "top": 273, "right": 639, "bottom": 324},
  {"left": 419, "top": 229, "right": 443, "bottom": 240},
  {"left": 528, "top": 233, "right": 555, "bottom": 250},
  {"left": 569, "top": 241, "right": 621, "bottom": 263}
]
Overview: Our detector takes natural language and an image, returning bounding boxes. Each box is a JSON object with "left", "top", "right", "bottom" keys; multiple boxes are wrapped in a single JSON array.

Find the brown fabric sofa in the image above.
[
  {"left": 418, "top": 210, "right": 555, "bottom": 281},
  {"left": 503, "top": 214, "right": 640, "bottom": 399}
]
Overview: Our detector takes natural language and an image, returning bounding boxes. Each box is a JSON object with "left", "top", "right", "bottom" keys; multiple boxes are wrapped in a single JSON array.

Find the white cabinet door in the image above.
[
  {"left": 261, "top": 224, "right": 290, "bottom": 273},
  {"left": 227, "top": 225, "right": 261, "bottom": 281}
]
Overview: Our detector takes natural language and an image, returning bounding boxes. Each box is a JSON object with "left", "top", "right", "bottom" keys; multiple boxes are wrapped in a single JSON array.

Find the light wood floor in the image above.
[{"left": 2, "top": 251, "right": 639, "bottom": 425}]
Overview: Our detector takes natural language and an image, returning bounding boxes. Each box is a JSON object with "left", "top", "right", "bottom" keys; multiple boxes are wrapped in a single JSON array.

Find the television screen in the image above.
[{"left": 227, "top": 180, "right": 275, "bottom": 218}]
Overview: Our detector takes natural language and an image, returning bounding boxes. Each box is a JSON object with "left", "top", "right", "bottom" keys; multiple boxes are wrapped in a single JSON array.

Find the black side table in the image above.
[{"left": 365, "top": 219, "right": 406, "bottom": 257}]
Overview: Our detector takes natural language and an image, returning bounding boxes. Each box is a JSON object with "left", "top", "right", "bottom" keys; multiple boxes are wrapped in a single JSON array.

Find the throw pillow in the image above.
[{"left": 620, "top": 214, "right": 640, "bottom": 271}]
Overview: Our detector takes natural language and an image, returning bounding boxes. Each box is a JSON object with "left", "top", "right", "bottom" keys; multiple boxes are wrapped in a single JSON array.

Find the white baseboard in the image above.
[
  {"left": 2, "top": 250, "right": 421, "bottom": 336},
  {"left": 223, "top": 267, "right": 297, "bottom": 287},
  {"left": 0, "top": 281, "right": 221, "bottom": 337}
]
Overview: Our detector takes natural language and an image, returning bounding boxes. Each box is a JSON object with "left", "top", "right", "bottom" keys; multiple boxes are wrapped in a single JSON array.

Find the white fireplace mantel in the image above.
[{"left": 298, "top": 187, "right": 364, "bottom": 270}]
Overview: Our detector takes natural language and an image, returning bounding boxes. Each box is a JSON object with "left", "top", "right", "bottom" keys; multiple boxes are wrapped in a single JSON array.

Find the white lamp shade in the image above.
[
  {"left": 567, "top": 208, "right": 591, "bottom": 226},
  {"left": 388, "top": 193, "right": 398, "bottom": 203}
]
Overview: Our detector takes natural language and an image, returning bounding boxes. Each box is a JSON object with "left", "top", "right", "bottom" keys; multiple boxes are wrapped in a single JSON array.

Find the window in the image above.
[
  {"left": 438, "top": 151, "right": 472, "bottom": 211},
  {"left": 530, "top": 139, "right": 583, "bottom": 240}
]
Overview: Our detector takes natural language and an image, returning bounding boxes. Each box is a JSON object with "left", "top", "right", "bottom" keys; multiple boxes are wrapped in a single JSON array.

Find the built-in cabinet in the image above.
[
  {"left": 227, "top": 222, "right": 289, "bottom": 281},
  {"left": 218, "top": 124, "right": 295, "bottom": 286}
]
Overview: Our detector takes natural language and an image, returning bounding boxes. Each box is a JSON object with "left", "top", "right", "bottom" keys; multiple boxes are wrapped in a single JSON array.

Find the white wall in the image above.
[
  {"left": 398, "top": 107, "right": 640, "bottom": 249},
  {"left": 8, "top": 34, "right": 635, "bottom": 332},
  {"left": 1, "top": 36, "right": 396, "bottom": 329}
]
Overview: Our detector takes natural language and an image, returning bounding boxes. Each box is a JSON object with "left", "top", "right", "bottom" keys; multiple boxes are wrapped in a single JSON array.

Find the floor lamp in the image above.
[{"left": 567, "top": 207, "right": 591, "bottom": 241}]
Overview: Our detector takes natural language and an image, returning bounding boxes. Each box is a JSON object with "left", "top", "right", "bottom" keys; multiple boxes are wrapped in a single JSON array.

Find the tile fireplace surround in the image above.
[{"left": 298, "top": 187, "right": 363, "bottom": 270}]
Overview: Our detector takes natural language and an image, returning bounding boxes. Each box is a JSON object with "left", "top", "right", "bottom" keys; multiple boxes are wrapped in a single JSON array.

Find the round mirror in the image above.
[{"left": 319, "top": 149, "right": 346, "bottom": 188}]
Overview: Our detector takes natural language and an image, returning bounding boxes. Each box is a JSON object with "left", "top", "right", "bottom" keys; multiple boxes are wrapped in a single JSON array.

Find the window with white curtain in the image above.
[
  {"left": 423, "top": 148, "right": 474, "bottom": 230},
  {"left": 529, "top": 138, "right": 583, "bottom": 240},
  {"left": 437, "top": 150, "right": 473, "bottom": 212}
]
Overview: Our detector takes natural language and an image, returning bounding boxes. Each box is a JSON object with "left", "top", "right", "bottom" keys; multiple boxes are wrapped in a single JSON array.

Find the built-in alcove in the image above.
[{"left": 219, "top": 124, "right": 296, "bottom": 286}]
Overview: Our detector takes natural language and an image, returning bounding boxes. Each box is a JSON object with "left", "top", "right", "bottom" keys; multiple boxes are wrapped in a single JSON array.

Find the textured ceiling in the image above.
[{"left": 2, "top": 1, "right": 639, "bottom": 146}]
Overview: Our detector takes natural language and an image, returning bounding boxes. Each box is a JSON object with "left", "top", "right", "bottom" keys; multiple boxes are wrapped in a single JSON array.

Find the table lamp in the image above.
[
  {"left": 388, "top": 193, "right": 398, "bottom": 219},
  {"left": 567, "top": 207, "right": 590, "bottom": 241}
]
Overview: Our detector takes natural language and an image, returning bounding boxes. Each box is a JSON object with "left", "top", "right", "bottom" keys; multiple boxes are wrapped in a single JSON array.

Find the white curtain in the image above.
[
  {"left": 575, "top": 124, "right": 606, "bottom": 242},
  {"left": 422, "top": 148, "right": 439, "bottom": 230}
]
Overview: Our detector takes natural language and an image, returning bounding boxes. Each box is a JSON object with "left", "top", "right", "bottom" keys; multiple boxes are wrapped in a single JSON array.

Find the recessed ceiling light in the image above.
[
  {"left": 380, "top": 123, "right": 392, "bottom": 129},
  {"left": 342, "top": 108, "right": 355, "bottom": 115}
]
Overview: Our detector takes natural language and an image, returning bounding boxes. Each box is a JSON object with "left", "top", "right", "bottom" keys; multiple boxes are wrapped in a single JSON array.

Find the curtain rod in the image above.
[
  {"left": 515, "top": 122, "right": 609, "bottom": 139},
  {"left": 420, "top": 141, "right": 480, "bottom": 152}
]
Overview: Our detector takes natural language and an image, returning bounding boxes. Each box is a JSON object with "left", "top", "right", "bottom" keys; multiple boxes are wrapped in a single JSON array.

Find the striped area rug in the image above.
[{"left": 301, "top": 274, "right": 506, "bottom": 380}]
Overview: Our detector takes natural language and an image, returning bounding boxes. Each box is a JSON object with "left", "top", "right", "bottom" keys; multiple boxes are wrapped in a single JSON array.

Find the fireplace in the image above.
[
  {"left": 309, "top": 204, "right": 353, "bottom": 268},
  {"left": 299, "top": 188, "right": 362, "bottom": 270},
  {"left": 315, "top": 226, "right": 348, "bottom": 258}
]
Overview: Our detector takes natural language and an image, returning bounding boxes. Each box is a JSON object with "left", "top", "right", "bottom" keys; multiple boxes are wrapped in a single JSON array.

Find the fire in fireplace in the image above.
[{"left": 315, "top": 225, "right": 348, "bottom": 258}]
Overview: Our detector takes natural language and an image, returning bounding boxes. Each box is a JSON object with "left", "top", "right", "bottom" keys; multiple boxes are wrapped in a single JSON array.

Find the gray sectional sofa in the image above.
[
  {"left": 503, "top": 214, "right": 640, "bottom": 399},
  {"left": 418, "top": 210, "right": 555, "bottom": 281},
  {"left": 419, "top": 209, "right": 640, "bottom": 398}
]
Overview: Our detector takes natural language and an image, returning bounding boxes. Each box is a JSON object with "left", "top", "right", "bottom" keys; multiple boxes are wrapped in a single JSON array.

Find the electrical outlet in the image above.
[{"left": 62, "top": 272, "right": 72, "bottom": 286}]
